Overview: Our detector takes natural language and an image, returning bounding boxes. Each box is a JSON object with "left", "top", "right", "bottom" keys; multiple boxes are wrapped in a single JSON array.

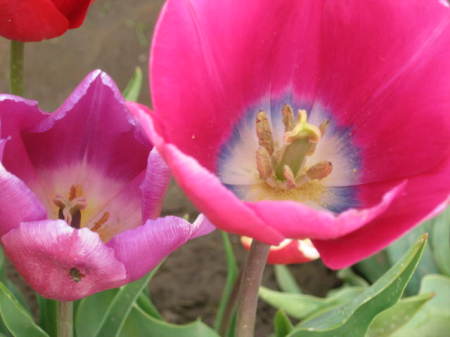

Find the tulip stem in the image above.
[
  {"left": 57, "top": 301, "right": 73, "bottom": 337},
  {"left": 9, "top": 40, "right": 25, "bottom": 96},
  {"left": 235, "top": 240, "right": 270, "bottom": 337}
]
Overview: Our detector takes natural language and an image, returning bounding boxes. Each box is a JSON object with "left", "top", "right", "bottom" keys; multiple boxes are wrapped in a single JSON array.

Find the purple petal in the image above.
[
  {"left": 1, "top": 220, "right": 127, "bottom": 301},
  {"left": 108, "top": 215, "right": 214, "bottom": 281},
  {"left": 0, "top": 141, "right": 46, "bottom": 236},
  {"left": 140, "top": 148, "right": 171, "bottom": 220}
]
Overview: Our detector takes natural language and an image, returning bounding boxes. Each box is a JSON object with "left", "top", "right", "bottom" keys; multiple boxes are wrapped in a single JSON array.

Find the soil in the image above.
[{"left": 0, "top": 1, "right": 340, "bottom": 336}]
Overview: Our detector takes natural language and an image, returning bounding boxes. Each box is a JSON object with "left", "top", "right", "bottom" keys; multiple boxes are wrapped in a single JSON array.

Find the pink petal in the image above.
[
  {"left": 313, "top": 158, "right": 450, "bottom": 269},
  {"left": 312, "top": 0, "right": 450, "bottom": 184},
  {"left": 140, "top": 148, "right": 171, "bottom": 220},
  {"left": 0, "top": 140, "right": 46, "bottom": 236},
  {"left": 1, "top": 220, "right": 127, "bottom": 301},
  {"left": 0, "top": 95, "right": 46, "bottom": 185},
  {"left": 107, "top": 214, "right": 214, "bottom": 281},
  {"left": 151, "top": 0, "right": 323, "bottom": 171},
  {"left": 157, "top": 142, "right": 284, "bottom": 245},
  {"left": 21, "top": 70, "right": 150, "bottom": 184},
  {"left": 246, "top": 182, "right": 405, "bottom": 240}
]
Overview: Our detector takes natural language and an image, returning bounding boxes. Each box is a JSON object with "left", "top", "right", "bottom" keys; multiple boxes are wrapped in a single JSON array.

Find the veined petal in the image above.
[
  {"left": 107, "top": 214, "right": 214, "bottom": 281},
  {"left": 1, "top": 220, "right": 127, "bottom": 301},
  {"left": 0, "top": 140, "right": 46, "bottom": 236},
  {"left": 313, "top": 158, "right": 450, "bottom": 269},
  {"left": 140, "top": 148, "right": 171, "bottom": 220},
  {"left": 21, "top": 70, "right": 149, "bottom": 184}
]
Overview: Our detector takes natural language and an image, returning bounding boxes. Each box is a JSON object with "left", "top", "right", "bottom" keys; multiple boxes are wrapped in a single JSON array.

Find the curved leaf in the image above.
[{"left": 286, "top": 234, "right": 427, "bottom": 337}]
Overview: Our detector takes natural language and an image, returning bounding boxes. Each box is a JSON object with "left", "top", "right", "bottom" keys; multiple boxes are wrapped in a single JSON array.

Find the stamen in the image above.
[
  {"left": 256, "top": 111, "right": 274, "bottom": 154},
  {"left": 91, "top": 212, "right": 110, "bottom": 232},
  {"left": 283, "top": 165, "right": 297, "bottom": 189},
  {"left": 53, "top": 186, "right": 87, "bottom": 229},
  {"left": 306, "top": 161, "right": 333, "bottom": 180},
  {"left": 256, "top": 146, "right": 273, "bottom": 179},
  {"left": 282, "top": 104, "right": 295, "bottom": 132}
]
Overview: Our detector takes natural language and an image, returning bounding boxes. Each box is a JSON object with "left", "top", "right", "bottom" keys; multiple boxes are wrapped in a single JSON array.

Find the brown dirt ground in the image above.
[{"left": 0, "top": 1, "right": 339, "bottom": 336}]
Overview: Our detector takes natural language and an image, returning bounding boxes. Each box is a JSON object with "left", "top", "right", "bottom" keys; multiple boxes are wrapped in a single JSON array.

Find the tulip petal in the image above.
[
  {"left": 140, "top": 148, "right": 171, "bottom": 220},
  {"left": 0, "top": 0, "right": 69, "bottom": 41},
  {"left": 107, "top": 214, "right": 214, "bottom": 281},
  {"left": 151, "top": 0, "right": 323, "bottom": 170},
  {"left": 52, "top": 0, "right": 93, "bottom": 28},
  {"left": 246, "top": 182, "right": 405, "bottom": 240},
  {"left": 313, "top": 158, "right": 450, "bottom": 269},
  {"left": 1, "top": 220, "right": 127, "bottom": 301},
  {"left": 22, "top": 70, "right": 149, "bottom": 183},
  {"left": 0, "top": 140, "right": 46, "bottom": 236}
]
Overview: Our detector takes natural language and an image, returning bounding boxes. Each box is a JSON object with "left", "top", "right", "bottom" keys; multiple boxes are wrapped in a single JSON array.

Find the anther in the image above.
[
  {"left": 256, "top": 146, "right": 273, "bottom": 179},
  {"left": 91, "top": 212, "right": 110, "bottom": 232},
  {"left": 282, "top": 104, "right": 295, "bottom": 132},
  {"left": 306, "top": 161, "right": 333, "bottom": 180},
  {"left": 256, "top": 111, "right": 274, "bottom": 154}
]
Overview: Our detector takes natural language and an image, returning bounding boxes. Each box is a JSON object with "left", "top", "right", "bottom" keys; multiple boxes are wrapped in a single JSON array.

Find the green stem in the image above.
[
  {"left": 235, "top": 240, "right": 270, "bottom": 337},
  {"left": 57, "top": 301, "right": 73, "bottom": 337},
  {"left": 9, "top": 40, "right": 25, "bottom": 95}
]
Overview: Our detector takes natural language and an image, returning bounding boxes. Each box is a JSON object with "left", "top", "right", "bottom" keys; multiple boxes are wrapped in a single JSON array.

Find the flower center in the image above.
[
  {"left": 52, "top": 185, "right": 110, "bottom": 234},
  {"left": 255, "top": 104, "right": 332, "bottom": 190}
]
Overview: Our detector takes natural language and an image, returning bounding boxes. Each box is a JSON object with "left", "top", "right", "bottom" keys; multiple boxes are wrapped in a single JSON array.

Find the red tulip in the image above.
[{"left": 0, "top": 0, "right": 94, "bottom": 42}]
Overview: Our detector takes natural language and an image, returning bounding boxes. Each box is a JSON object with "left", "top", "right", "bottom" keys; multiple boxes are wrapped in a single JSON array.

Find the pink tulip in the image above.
[
  {"left": 147, "top": 0, "right": 450, "bottom": 269},
  {"left": 0, "top": 70, "right": 213, "bottom": 300}
]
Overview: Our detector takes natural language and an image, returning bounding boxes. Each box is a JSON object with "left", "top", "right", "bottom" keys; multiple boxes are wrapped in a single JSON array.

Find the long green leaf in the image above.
[
  {"left": 0, "top": 283, "right": 49, "bottom": 337},
  {"left": 274, "top": 310, "right": 293, "bottom": 337},
  {"left": 366, "top": 293, "right": 433, "bottom": 337},
  {"left": 286, "top": 234, "right": 427, "bottom": 337},
  {"left": 274, "top": 265, "right": 302, "bottom": 294},
  {"left": 390, "top": 274, "right": 450, "bottom": 337},
  {"left": 95, "top": 270, "right": 157, "bottom": 337},
  {"left": 123, "top": 67, "right": 143, "bottom": 102},
  {"left": 119, "top": 305, "right": 220, "bottom": 337},
  {"left": 430, "top": 207, "right": 450, "bottom": 276},
  {"left": 259, "top": 286, "right": 364, "bottom": 320}
]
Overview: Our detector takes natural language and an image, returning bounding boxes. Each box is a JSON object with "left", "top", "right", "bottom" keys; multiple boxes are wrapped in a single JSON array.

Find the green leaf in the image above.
[
  {"left": 430, "top": 207, "right": 450, "bottom": 276},
  {"left": 366, "top": 293, "right": 433, "bottom": 337},
  {"left": 0, "top": 283, "right": 49, "bottom": 337},
  {"left": 286, "top": 234, "right": 427, "bottom": 337},
  {"left": 76, "top": 268, "right": 158, "bottom": 337},
  {"left": 119, "top": 305, "right": 220, "bottom": 337},
  {"left": 123, "top": 67, "right": 143, "bottom": 102},
  {"left": 354, "top": 251, "right": 391, "bottom": 284},
  {"left": 259, "top": 286, "right": 364, "bottom": 320},
  {"left": 75, "top": 288, "right": 118, "bottom": 337},
  {"left": 36, "top": 296, "right": 57, "bottom": 337},
  {"left": 95, "top": 270, "right": 156, "bottom": 337},
  {"left": 390, "top": 274, "right": 450, "bottom": 337},
  {"left": 214, "top": 232, "right": 239, "bottom": 332},
  {"left": 337, "top": 269, "right": 369, "bottom": 287},
  {"left": 386, "top": 221, "right": 439, "bottom": 295},
  {"left": 274, "top": 265, "right": 302, "bottom": 294},
  {"left": 136, "top": 293, "right": 162, "bottom": 319},
  {"left": 274, "top": 310, "right": 293, "bottom": 337}
]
